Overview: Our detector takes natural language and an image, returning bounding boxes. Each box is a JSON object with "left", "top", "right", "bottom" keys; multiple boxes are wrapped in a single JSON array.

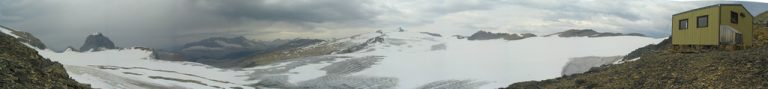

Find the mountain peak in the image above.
[{"left": 80, "top": 32, "right": 117, "bottom": 51}]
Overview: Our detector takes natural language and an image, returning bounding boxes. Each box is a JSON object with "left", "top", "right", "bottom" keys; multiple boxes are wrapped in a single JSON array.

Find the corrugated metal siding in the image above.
[
  {"left": 720, "top": 5, "right": 753, "bottom": 46},
  {"left": 672, "top": 6, "right": 720, "bottom": 45}
]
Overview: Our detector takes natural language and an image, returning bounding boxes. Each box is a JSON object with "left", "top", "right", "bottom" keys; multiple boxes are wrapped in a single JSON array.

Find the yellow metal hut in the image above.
[{"left": 671, "top": 4, "right": 753, "bottom": 48}]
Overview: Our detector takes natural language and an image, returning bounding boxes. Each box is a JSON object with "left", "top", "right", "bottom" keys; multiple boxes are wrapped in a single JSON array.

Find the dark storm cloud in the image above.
[{"left": 202, "top": 0, "right": 379, "bottom": 23}]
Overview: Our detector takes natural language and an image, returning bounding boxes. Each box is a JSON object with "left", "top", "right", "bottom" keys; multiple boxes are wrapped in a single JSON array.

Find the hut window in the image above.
[
  {"left": 731, "top": 11, "right": 738, "bottom": 24},
  {"left": 697, "top": 15, "right": 708, "bottom": 28},
  {"left": 679, "top": 19, "right": 688, "bottom": 30}
]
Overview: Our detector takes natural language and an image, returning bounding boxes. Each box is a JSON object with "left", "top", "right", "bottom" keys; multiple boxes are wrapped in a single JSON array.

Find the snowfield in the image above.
[
  {"left": 30, "top": 30, "right": 664, "bottom": 89},
  {"left": 37, "top": 48, "right": 257, "bottom": 89},
  {"left": 330, "top": 31, "right": 664, "bottom": 89}
]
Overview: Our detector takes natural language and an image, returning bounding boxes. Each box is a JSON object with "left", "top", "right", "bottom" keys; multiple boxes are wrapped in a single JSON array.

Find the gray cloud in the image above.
[
  {"left": 0, "top": 0, "right": 383, "bottom": 50},
  {"left": 203, "top": 0, "right": 379, "bottom": 22}
]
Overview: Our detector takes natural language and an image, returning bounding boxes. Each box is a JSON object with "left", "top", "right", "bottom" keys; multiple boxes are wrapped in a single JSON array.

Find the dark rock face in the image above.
[
  {"left": 549, "top": 29, "right": 646, "bottom": 37},
  {"left": 79, "top": 33, "right": 117, "bottom": 51},
  {"left": 467, "top": 31, "right": 536, "bottom": 40},
  {"left": 0, "top": 25, "right": 47, "bottom": 49},
  {"left": 0, "top": 31, "right": 91, "bottom": 88}
]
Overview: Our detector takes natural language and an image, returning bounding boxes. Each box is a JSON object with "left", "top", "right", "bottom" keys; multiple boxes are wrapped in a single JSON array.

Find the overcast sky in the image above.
[{"left": 0, "top": 0, "right": 766, "bottom": 50}]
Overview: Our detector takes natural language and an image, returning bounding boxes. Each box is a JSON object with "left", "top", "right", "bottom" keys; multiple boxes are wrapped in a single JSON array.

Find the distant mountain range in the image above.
[
  {"left": 151, "top": 36, "right": 325, "bottom": 67},
  {"left": 544, "top": 29, "right": 645, "bottom": 37}
]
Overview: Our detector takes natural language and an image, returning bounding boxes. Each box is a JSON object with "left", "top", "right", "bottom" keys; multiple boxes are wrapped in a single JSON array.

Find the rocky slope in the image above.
[
  {"left": 756, "top": 11, "right": 768, "bottom": 28},
  {"left": 79, "top": 33, "right": 117, "bottom": 51},
  {"left": 505, "top": 30, "right": 768, "bottom": 88},
  {"left": 0, "top": 25, "right": 47, "bottom": 49},
  {"left": 507, "top": 46, "right": 768, "bottom": 89},
  {"left": 0, "top": 29, "right": 91, "bottom": 88}
]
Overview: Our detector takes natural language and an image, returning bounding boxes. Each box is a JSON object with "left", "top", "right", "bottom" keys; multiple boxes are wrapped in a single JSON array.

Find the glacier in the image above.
[{"left": 28, "top": 30, "right": 664, "bottom": 89}]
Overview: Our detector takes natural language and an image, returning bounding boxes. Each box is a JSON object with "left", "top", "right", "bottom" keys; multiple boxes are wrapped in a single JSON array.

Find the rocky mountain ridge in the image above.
[
  {"left": 467, "top": 31, "right": 536, "bottom": 41},
  {"left": 0, "top": 25, "right": 47, "bottom": 49},
  {"left": 0, "top": 26, "right": 91, "bottom": 89},
  {"left": 545, "top": 29, "right": 645, "bottom": 37}
]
